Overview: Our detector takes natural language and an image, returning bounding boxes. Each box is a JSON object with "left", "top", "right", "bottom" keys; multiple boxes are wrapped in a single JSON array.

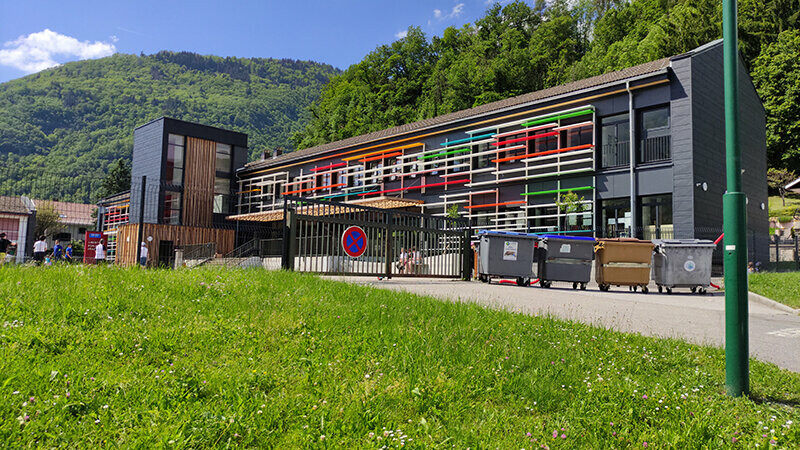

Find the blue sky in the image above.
[{"left": 0, "top": 0, "right": 503, "bottom": 83}]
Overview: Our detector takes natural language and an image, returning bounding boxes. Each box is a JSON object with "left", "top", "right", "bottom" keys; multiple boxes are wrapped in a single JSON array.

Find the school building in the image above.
[{"left": 231, "top": 40, "right": 769, "bottom": 262}]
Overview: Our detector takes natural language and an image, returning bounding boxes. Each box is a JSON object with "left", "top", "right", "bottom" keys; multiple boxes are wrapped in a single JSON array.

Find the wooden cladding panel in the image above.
[
  {"left": 116, "top": 223, "right": 234, "bottom": 267},
  {"left": 183, "top": 137, "right": 216, "bottom": 227}
]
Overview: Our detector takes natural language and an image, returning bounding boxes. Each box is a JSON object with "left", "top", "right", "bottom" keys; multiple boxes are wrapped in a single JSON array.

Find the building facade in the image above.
[
  {"left": 233, "top": 41, "right": 769, "bottom": 262},
  {"left": 106, "top": 117, "right": 248, "bottom": 266}
]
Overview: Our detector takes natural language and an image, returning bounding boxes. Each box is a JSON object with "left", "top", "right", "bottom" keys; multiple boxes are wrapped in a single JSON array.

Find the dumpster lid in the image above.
[
  {"left": 478, "top": 230, "right": 539, "bottom": 238},
  {"left": 652, "top": 239, "right": 716, "bottom": 247},
  {"left": 596, "top": 238, "right": 652, "bottom": 243},
  {"left": 538, "top": 234, "right": 595, "bottom": 241}
]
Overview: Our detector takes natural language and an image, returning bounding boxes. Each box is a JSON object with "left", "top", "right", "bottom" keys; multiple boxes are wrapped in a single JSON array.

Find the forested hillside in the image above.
[
  {"left": 0, "top": 52, "right": 339, "bottom": 202},
  {"left": 293, "top": 0, "right": 800, "bottom": 173}
]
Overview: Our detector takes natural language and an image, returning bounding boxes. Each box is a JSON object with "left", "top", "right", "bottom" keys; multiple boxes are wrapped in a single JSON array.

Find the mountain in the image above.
[{"left": 0, "top": 51, "right": 340, "bottom": 202}]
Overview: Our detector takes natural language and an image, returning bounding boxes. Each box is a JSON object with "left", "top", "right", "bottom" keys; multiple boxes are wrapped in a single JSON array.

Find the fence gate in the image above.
[{"left": 281, "top": 196, "right": 471, "bottom": 279}]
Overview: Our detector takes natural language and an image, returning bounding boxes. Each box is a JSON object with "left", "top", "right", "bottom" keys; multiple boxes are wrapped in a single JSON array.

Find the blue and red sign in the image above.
[{"left": 342, "top": 226, "right": 367, "bottom": 258}]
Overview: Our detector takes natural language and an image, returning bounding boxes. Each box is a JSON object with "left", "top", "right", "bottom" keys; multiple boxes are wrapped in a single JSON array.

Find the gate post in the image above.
[
  {"left": 461, "top": 225, "right": 472, "bottom": 281},
  {"left": 281, "top": 206, "right": 297, "bottom": 271},
  {"left": 384, "top": 212, "right": 393, "bottom": 279}
]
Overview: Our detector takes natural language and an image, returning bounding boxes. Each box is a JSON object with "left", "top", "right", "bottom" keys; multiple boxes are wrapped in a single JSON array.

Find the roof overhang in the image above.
[
  {"left": 226, "top": 196, "right": 424, "bottom": 222},
  {"left": 786, "top": 176, "right": 800, "bottom": 193}
]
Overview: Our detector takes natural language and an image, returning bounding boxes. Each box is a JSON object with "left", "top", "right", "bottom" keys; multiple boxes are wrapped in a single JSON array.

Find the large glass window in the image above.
[
  {"left": 473, "top": 143, "right": 490, "bottom": 170},
  {"left": 600, "top": 114, "right": 630, "bottom": 168},
  {"left": 213, "top": 177, "right": 231, "bottom": 214},
  {"left": 216, "top": 143, "right": 232, "bottom": 174},
  {"left": 639, "top": 106, "right": 671, "bottom": 163},
  {"left": 163, "top": 191, "right": 181, "bottom": 224},
  {"left": 640, "top": 194, "right": 673, "bottom": 239},
  {"left": 600, "top": 198, "right": 631, "bottom": 237},
  {"left": 166, "top": 134, "right": 185, "bottom": 185}
]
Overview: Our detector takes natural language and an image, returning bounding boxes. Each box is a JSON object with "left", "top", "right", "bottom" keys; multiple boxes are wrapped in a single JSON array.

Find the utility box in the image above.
[
  {"left": 652, "top": 239, "right": 716, "bottom": 294},
  {"left": 536, "top": 235, "right": 595, "bottom": 289},
  {"left": 595, "top": 238, "right": 655, "bottom": 293},
  {"left": 477, "top": 231, "right": 537, "bottom": 286}
]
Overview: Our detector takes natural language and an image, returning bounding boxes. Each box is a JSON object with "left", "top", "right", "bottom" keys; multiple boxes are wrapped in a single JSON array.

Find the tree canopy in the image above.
[{"left": 293, "top": 0, "right": 800, "bottom": 175}]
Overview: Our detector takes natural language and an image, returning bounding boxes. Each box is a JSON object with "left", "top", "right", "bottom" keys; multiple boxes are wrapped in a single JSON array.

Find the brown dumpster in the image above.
[{"left": 594, "top": 238, "right": 655, "bottom": 293}]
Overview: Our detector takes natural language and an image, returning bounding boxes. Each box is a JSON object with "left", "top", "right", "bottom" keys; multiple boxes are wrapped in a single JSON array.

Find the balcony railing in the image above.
[
  {"left": 601, "top": 142, "right": 630, "bottom": 168},
  {"left": 639, "top": 135, "right": 671, "bottom": 163}
]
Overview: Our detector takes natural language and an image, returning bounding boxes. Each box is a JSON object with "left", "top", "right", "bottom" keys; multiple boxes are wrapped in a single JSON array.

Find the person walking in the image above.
[
  {"left": 139, "top": 242, "right": 149, "bottom": 267},
  {"left": 65, "top": 243, "right": 73, "bottom": 263},
  {"left": 0, "top": 233, "right": 11, "bottom": 265},
  {"left": 94, "top": 241, "right": 106, "bottom": 265},
  {"left": 33, "top": 236, "right": 47, "bottom": 265},
  {"left": 53, "top": 240, "right": 64, "bottom": 262}
]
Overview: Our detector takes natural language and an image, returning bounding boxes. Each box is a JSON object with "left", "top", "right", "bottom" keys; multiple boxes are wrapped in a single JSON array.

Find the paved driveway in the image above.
[{"left": 331, "top": 277, "right": 800, "bottom": 372}]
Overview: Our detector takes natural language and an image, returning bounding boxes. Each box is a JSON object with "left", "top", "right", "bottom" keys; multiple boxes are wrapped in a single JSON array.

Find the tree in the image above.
[
  {"left": 752, "top": 30, "right": 800, "bottom": 172},
  {"left": 98, "top": 159, "right": 131, "bottom": 200},
  {"left": 767, "top": 167, "right": 798, "bottom": 206},
  {"left": 446, "top": 204, "right": 460, "bottom": 218},
  {"left": 34, "top": 203, "right": 62, "bottom": 238},
  {"left": 556, "top": 191, "right": 586, "bottom": 230}
]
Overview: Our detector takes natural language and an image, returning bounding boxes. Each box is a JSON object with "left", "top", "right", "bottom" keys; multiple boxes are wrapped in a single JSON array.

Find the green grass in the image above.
[
  {"left": 750, "top": 272, "right": 800, "bottom": 309},
  {"left": 0, "top": 266, "right": 798, "bottom": 448},
  {"left": 768, "top": 194, "right": 800, "bottom": 219}
]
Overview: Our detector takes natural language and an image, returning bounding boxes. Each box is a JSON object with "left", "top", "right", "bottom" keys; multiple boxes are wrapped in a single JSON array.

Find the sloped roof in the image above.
[
  {"left": 243, "top": 56, "right": 672, "bottom": 172},
  {"left": 36, "top": 200, "right": 96, "bottom": 225},
  {"left": 0, "top": 196, "right": 30, "bottom": 215}
]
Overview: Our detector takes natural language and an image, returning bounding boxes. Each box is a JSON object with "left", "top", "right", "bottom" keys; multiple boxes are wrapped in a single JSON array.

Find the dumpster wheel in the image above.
[
  {"left": 641, "top": 286, "right": 649, "bottom": 294},
  {"left": 690, "top": 286, "right": 697, "bottom": 294},
  {"left": 580, "top": 283, "right": 587, "bottom": 290},
  {"left": 540, "top": 280, "right": 552, "bottom": 289},
  {"left": 599, "top": 284, "right": 609, "bottom": 292}
]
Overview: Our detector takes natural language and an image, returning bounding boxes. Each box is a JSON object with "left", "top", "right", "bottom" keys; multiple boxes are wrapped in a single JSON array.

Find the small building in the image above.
[
  {"left": 34, "top": 200, "right": 96, "bottom": 247},
  {"left": 0, "top": 195, "right": 34, "bottom": 263},
  {"left": 115, "top": 117, "right": 248, "bottom": 266}
]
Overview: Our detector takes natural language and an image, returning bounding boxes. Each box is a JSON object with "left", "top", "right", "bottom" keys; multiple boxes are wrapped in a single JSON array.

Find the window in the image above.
[
  {"left": 163, "top": 191, "right": 181, "bottom": 224},
  {"left": 216, "top": 143, "right": 232, "bottom": 174},
  {"left": 600, "top": 198, "right": 631, "bottom": 237},
  {"left": 214, "top": 177, "right": 231, "bottom": 214},
  {"left": 474, "top": 143, "right": 490, "bottom": 169},
  {"left": 640, "top": 194, "right": 673, "bottom": 239},
  {"left": 600, "top": 114, "right": 630, "bottom": 168},
  {"left": 639, "top": 107, "right": 671, "bottom": 163},
  {"left": 166, "top": 134, "right": 184, "bottom": 185}
]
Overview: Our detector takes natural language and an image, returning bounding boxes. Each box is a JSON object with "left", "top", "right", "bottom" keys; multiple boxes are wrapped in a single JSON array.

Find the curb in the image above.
[{"left": 748, "top": 291, "right": 800, "bottom": 315}]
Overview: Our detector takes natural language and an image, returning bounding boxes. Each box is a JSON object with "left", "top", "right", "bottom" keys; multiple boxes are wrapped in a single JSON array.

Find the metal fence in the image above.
[{"left": 281, "top": 196, "right": 471, "bottom": 278}]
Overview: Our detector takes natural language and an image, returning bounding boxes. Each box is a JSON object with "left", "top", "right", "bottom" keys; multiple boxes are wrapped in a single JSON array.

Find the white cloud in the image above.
[
  {"left": 432, "top": 3, "right": 465, "bottom": 21},
  {"left": 0, "top": 29, "right": 116, "bottom": 74},
  {"left": 395, "top": 30, "right": 409, "bottom": 39},
  {"left": 109, "top": 35, "right": 119, "bottom": 43}
]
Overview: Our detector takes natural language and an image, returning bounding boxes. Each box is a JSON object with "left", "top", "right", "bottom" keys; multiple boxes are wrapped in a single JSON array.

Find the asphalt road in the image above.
[{"left": 332, "top": 277, "right": 800, "bottom": 372}]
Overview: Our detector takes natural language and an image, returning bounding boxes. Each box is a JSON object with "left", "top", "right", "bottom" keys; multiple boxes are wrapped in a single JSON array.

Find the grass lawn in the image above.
[
  {"left": 768, "top": 194, "right": 800, "bottom": 220},
  {"left": 0, "top": 266, "right": 798, "bottom": 448},
  {"left": 749, "top": 272, "right": 800, "bottom": 309}
]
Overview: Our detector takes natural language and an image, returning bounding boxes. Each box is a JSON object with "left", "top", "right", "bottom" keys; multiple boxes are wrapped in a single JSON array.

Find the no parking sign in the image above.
[{"left": 342, "top": 226, "right": 367, "bottom": 258}]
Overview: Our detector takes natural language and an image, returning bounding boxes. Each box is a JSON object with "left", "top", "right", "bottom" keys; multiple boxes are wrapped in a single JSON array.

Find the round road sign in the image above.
[{"left": 342, "top": 226, "right": 367, "bottom": 258}]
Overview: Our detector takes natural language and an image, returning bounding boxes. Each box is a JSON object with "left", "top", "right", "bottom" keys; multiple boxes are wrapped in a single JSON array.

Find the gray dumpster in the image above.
[
  {"left": 536, "top": 235, "right": 595, "bottom": 289},
  {"left": 478, "top": 231, "right": 537, "bottom": 286},
  {"left": 652, "top": 239, "right": 716, "bottom": 294}
]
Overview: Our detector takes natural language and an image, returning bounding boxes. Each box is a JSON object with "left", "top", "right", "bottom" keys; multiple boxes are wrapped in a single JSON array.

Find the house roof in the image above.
[
  {"left": 35, "top": 200, "right": 96, "bottom": 225},
  {"left": 242, "top": 56, "right": 673, "bottom": 173},
  {"left": 0, "top": 196, "right": 31, "bottom": 215}
]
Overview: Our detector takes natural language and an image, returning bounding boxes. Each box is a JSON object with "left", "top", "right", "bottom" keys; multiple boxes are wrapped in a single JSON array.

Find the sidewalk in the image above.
[{"left": 332, "top": 277, "right": 800, "bottom": 372}]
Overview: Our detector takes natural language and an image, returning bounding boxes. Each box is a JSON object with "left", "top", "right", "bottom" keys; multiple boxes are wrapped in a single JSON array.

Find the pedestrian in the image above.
[
  {"left": 33, "top": 236, "right": 47, "bottom": 265},
  {"left": 94, "top": 240, "right": 106, "bottom": 265},
  {"left": 65, "top": 243, "right": 73, "bottom": 263},
  {"left": 0, "top": 232, "right": 11, "bottom": 265},
  {"left": 53, "top": 239, "right": 63, "bottom": 262},
  {"left": 396, "top": 247, "right": 407, "bottom": 273},
  {"left": 139, "top": 242, "right": 149, "bottom": 267}
]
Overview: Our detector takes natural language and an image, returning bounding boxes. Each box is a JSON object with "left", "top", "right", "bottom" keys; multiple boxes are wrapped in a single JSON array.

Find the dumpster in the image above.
[
  {"left": 477, "top": 230, "right": 538, "bottom": 286},
  {"left": 594, "top": 238, "right": 654, "bottom": 293},
  {"left": 536, "top": 235, "right": 595, "bottom": 289},
  {"left": 652, "top": 239, "right": 716, "bottom": 294}
]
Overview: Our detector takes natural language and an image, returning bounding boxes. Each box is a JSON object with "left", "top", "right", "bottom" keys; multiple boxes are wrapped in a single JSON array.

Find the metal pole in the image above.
[
  {"left": 627, "top": 81, "right": 637, "bottom": 238},
  {"left": 136, "top": 176, "right": 147, "bottom": 264},
  {"left": 722, "top": 0, "right": 749, "bottom": 397}
]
